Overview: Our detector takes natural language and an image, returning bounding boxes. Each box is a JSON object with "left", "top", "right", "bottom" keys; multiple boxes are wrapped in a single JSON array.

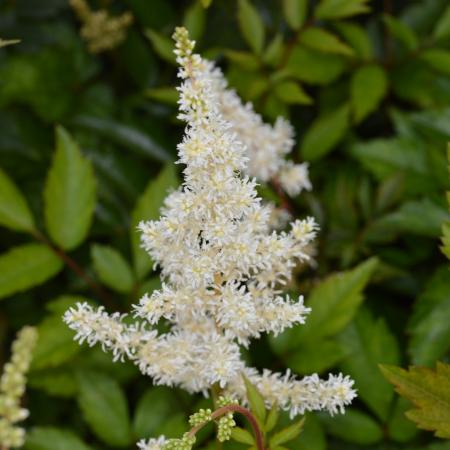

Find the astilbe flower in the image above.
[
  {"left": 64, "top": 26, "right": 356, "bottom": 433},
  {"left": 0, "top": 326, "right": 38, "bottom": 449}
]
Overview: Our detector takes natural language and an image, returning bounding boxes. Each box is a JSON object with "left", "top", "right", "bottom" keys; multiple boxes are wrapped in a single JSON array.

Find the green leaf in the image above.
[
  {"left": 380, "top": 362, "right": 450, "bottom": 438},
  {"left": 77, "top": 370, "right": 131, "bottom": 446},
  {"left": 225, "top": 50, "right": 261, "bottom": 71},
  {"left": 0, "top": 167, "right": 35, "bottom": 232},
  {"left": 300, "top": 28, "right": 354, "bottom": 56},
  {"left": 0, "top": 244, "right": 63, "bottom": 300},
  {"left": 382, "top": 14, "right": 418, "bottom": 50},
  {"left": 183, "top": 1, "right": 206, "bottom": 41},
  {"left": 334, "top": 22, "right": 373, "bottom": 59},
  {"left": 146, "top": 87, "right": 178, "bottom": 105},
  {"left": 282, "top": 0, "right": 308, "bottom": 30},
  {"left": 270, "top": 418, "right": 304, "bottom": 447},
  {"left": 388, "top": 396, "right": 419, "bottom": 443},
  {"left": 145, "top": 29, "right": 176, "bottom": 64},
  {"left": 263, "top": 34, "right": 284, "bottom": 66},
  {"left": 433, "top": 4, "right": 450, "bottom": 41},
  {"left": 91, "top": 244, "right": 134, "bottom": 294},
  {"left": 230, "top": 427, "right": 254, "bottom": 445},
  {"left": 29, "top": 368, "right": 77, "bottom": 398},
  {"left": 274, "top": 81, "right": 312, "bottom": 104},
  {"left": 72, "top": 115, "right": 172, "bottom": 162},
  {"left": 420, "top": 49, "right": 450, "bottom": 76},
  {"left": 442, "top": 221, "right": 450, "bottom": 259},
  {"left": 25, "top": 427, "right": 93, "bottom": 450},
  {"left": 243, "top": 375, "right": 266, "bottom": 424},
  {"left": 351, "top": 64, "right": 388, "bottom": 122},
  {"left": 301, "top": 103, "right": 350, "bottom": 161},
  {"left": 237, "top": 0, "right": 265, "bottom": 55},
  {"left": 286, "top": 45, "right": 346, "bottom": 85},
  {"left": 315, "top": 0, "right": 370, "bottom": 19},
  {"left": 338, "top": 308, "right": 400, "bottom": 421},
  {"left": 264, "top": 405, "right": 279, "bottom": 433},
  {"left": 44, "top": 126, "right": 96, "bottom": 251},
  {"left": 293, "top": 413, "right": 326, "bottom": 450},
  {"left": 318, "top": 409, "right": 383, "bottom": 444},
  {"left": 408, "top": 267, "right": 450, "bottom": 365},
  {"left": 131, "top": 164, "right": 178, "bottom": 280},
  {"left": 133, "top": 387, "right": 178, "bottom": 438}
]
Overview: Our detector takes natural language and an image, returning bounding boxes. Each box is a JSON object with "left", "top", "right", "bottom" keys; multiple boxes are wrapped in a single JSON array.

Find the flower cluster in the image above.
[
  {"left": 64, "top": 26, "right": 356, "bottom": 430},
  {"left": 0, "top": 326, "right": 38, "bottom": 448},
  {"left": 70, "top": 0, "right": 133, "bottom": 53}
]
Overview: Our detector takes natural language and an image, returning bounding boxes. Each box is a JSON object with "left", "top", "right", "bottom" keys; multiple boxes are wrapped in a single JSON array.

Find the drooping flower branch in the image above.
[{"left": 64, "top": 26, "right": 356, "bottom": 448}]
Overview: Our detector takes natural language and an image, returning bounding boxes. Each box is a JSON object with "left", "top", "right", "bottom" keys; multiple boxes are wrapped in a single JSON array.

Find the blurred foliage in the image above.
[{"left": 0, "top": 0, "right": 449, "bottom": 449}]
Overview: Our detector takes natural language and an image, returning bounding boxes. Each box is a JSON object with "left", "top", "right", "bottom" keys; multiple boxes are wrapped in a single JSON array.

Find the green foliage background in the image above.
[{"left": 0, "top": 0, "right": 449, "bottom": 449}]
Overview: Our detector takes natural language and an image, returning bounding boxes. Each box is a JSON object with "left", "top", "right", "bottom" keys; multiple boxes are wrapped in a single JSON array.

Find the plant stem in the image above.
[{"left": 188, "top": 404, "right": 266, "bottom": 450}]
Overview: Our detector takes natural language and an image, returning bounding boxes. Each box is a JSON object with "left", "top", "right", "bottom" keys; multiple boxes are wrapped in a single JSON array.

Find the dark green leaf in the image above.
[
  {"left": 421, "top": 49, "right": 450, "bottom": 77},
  {"left": 145, "top": 29, "right": 176, "bottom": 64},
  {"left": 300, "top": 28, "right": 354, "bottom": 56},
  {"left": 146, "top": 87, "right": 178, "bottom": 105},
  {"left": 282, "top": 0, "right": 308, "bottom": 30},
  {"left": 382, "top": 14, "right": 418, "bottom": 50},
  {"left": 334, "top": 22, "right": 373, "bottom": 59},
  {"left": 388, "top": 396, "right": 419, "bottom": 443},
  {"left": 183, "top": 1, "right": 206, "bottom": 41},
  {"left": 433, "top": 5, "right": 450, "bottom": 41},
  {"left": 25, "top": 427, "right": 93, "bottom": 450},
  {"left": 237, "top": 0, "right": 265, "bottom": 55},
  {"left": 315, "top": 0, "right": 370, "bottom": 20},
  {"left": 270, "top": 418, "right": 304, "bottom": 447}
]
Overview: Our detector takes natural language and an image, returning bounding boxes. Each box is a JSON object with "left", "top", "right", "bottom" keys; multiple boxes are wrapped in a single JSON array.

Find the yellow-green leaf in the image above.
[
  {"left": 420, "top": 49, "right": 450, "bottom": 77},
  {"left": 263, "top": 34, "right": 284, "bottom": 66},
  {"left": 274, "top": 81, "right": 312, "bottom": 104},
  {"left": 145, "top": 29, "right": 176, "bottom": 64},
  {"left": 0, "top": 244, "right": 63, "bottom": 300},
  {"left": 145, "top": 87, "right": 178, "bottom": 105},
  {"left": 380, "top": 362, "right": 450, "bottom": 438},
  {"left": 243, "top": 375, "right": 266, "bottom": 424},
  {"left": 282, "top": 0, "right": 308, "bottom": 30},
  {"left": 237, "top": 0, "right": 265, "bottom": 55},
  {"left": 351, "top": 64, "right": 388, "bottom": 122},
  {"left": 230, "top": 427, "right": 254, "bottom": 445},
  {"left": 264, "top": 404, "right": 279, "bottom": 433},
  {"left": 315, "top": 0, "right": 370, "bottom": 20},
  {"left": 183, "top": 1, "right": 206, "bottom": 41},
  {"left": 334, "top": 22, "right": 373, "bottom": 59},
  {"left": 270, "top": 418, "right": 305, "bottom": 447},
  {"left": 91, "top": 244, "right": 134, "bottom": 294},
  {"left": 382, "top": 14, "right": 418, "bottom": 51},
  {"left": 433, "top": 4, "right": 450, "bottom": 41},
  {"left": 0, "top": 167, "right": 35, "bottom": 232},
  {"left": 44, "top": 126, "right": 96, "bottom": 251},
  {"left": 300, "top": 28, "right": 354, "bottom": 56}
]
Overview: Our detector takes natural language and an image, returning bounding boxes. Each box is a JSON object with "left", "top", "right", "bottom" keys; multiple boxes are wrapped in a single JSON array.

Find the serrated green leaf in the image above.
[
  {"left": 274, "top": 81, "right": 312, "bottom": 104},
  {"left": 133, "top": 387, "right": 178, "bottom": 438},
  {"left": 0, "top": 244, "right": 63, "bottom": 300},
  {"left": 300, "top": 28, "right": 354, "bottom": 56},
  {"left": 183, "top": 1, "right": 206, "bottom": 41},
  {"left": 91, "top": 244, "right": 134, "bottom": 293},
  {"left": 433, "top": 4, "right": 450, "bottom": 41},
  {"left": 282, "top": 0, "right": 308, "bottom": 30},
  {"left": 380, "top": 362, "right": 450, "bottom": 438},
  {"left": 25, "top": 427, "right": 93, "bottom": 450},
  {"left": 145, "top": 29, "right": 176, "bottom": 64},
  {"left": 338, "top": 308, "right": 400, "bottom": 421},
  {"left": 388, "top": 396, "right": 419, "bottom": 443},
  {"left": 315, "top": 0, "right": 370, "bottom": 19},
  {"left": 0, "top": 167, "right": 35, "bottom": 232},
  {"left": 77, "top": 370, "right": 131, "bottom": 446},
  {"left": 230, "top": 427, "right": 254, "bottom": 445},
  {"left": 264, "top": 404, "right": 279, "bottom": 433},
  {"left": 408, "top": 267, "right": 450, "bottom": 365},
  {"left": 318, "top": 409, "right": 383, "bottom": 444},
  {"left": 44, "top": 126, "right": 96, "bottom": 251},
  {"left": 420, "top": 49, "right": 450, "bottom": 76},
  {"left": 351, "top": 64, "right": 388, "bottom": 122},
  {"left": 131, "top": 164, "right": 178, "bottom": 280},
  {"left": 382, "top": 14, "right": 418, "bottom": 50},
  {"left": 270, "top": 418, "right": 304, "bottom": 447},
  {"left": 301, "top": 103, "right": 349, "bottom": 161},
  {"left": 243, "top": 375, "right": 266, "bottom": 424},
  {"left": 237, "top": 0, "right": 265, "bottom": 55},
  {"left": 334, "top": 22, "right": 373, "bottom": 59}
]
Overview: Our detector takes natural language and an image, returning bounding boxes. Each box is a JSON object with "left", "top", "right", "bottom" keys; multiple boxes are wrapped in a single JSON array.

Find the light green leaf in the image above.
[
  {"left": 315, "top": 0, "right": 370, "bottom": 19},
  {"left": 77, "top": 370, "right": 131, "bottom": 446},
  {"left": 91, "top": 244, "right": 134, "bottom": 294},
  {"left": 301, "top": 103, "right": 350, "bottom": 161},
  {"left": 339, "top": 308, "right": 400, "bottom": 421},
  {"left": 286, "top": 45, "right": 346, "bottom": 85},
  {"left": 270, "top": 418, "right": 304, "bottom": 447},
  {"left": 388, "top": 396, "right": 419, "bottom": 443},
  {"left": 420, "top": 49, "right": 450, "bottom": 76},
  {"left": 131, "top": 164, "right": 178, "bottom": 280},
  {"left": 351, "top": 64, "right": 388, "bottom": 122},
  {"left": 264, "top": 405, "right": 279, "bottom": 433},
  {"left": 282, "top": 0, "right": 308, "bottom": 30},
  {"left": 274, "top": 81, "right": 312, "bottom": 104},
  {"left": 380, "top": 362, "right": 450, "bottom": 438},
  {"left": 145, "top": 29, "right": 176, "bottom": 64},
  {"left": 382, "top": 14, "right": 418, "bottom": 50},
  {"left": 300, "top": 28, "right": 354, "bottom": 56},
  {"left": 25, "top": 427, "right": 93, "bottom": 450},
  {"left": 243, "top": 375, "right": 266, "bottom": 424},
  {"left": 0, "top": 244, "right": 63, "bottom": 300},
  {"left": 44, "top": 126, "right": 96, "bottom": 251},
  {"left": 408, "top": 267, "right": 450, "bottom": 365},
  {"left": 433, "top": 4, "right": 450, "bottom": 41},
  {"left": 0, "top": 167, "right": 35, "bottom": 232},
  {"left": 230, "top": 427, "right": 254, "bottom": 445},
  {"left": 133, "top": 387, "right": 178, "bottom": 438},
  {"left": 318, "top": 409, "right": 383, "bottom": 444},
  {"left": 183, "top": 1, "right": 206, "bottom": 41},
  {"left": 334, "top": 22, "right": 373, "bottom": 59},
  {"left": 237, "top": 0, "right": 265, "bottom": 55}
]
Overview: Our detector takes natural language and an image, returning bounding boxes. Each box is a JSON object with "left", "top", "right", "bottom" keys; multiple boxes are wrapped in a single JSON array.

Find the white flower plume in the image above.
[{"left": 63, "top": 27, "right": 356, "bottom": 419}]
